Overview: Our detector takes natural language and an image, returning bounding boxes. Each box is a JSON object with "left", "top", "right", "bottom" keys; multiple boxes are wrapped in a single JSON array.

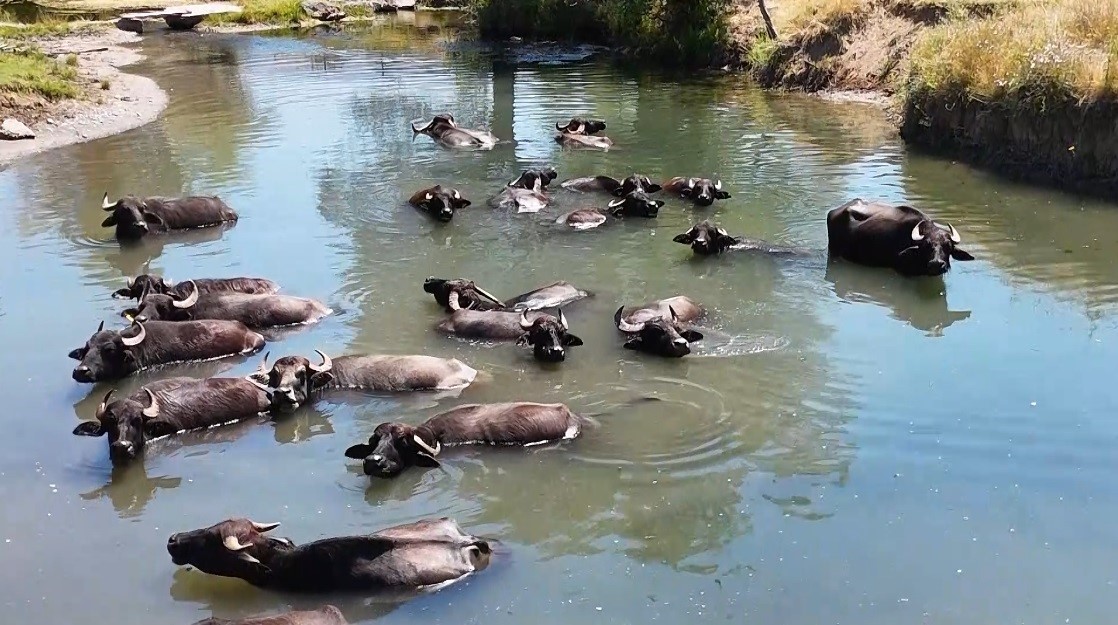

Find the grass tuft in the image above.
[
  {"left": 0, "top": 50, "right": 79, "bottom": 100},
  {"left": 209, "top": 0, "right": 305, "bottom": 25},
  {"left": 780, "top": 0, "right": 868, "bottom": 31}
]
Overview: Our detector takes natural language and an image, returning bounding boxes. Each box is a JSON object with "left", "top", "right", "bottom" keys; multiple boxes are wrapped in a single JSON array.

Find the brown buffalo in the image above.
[
  {"left": 437, "top": 305, "right": 583, "bottom": 362},
  {"left": 125, "top": 281, "right": 331, "bottom": 328},
  {"left": 113, "top": 274, "right": 279, "bottom": 300},
  {"left": 555, "top": 209, "right": 608, "bottom": 230},
  {"left": 615, "top": 296, "right": 704, "bottom": 357},
  {"left": 412, "top": 114, "right": 497, "bottom": 149}
]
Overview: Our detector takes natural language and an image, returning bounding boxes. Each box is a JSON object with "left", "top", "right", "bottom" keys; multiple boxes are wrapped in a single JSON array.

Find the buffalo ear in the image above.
[
  {"left": 310, "top": 371, "right": 335, "bottom": 390},
  {"left": 715, "top": 190, "right": 731, "bottom": 199},
  {"left": 73, "top": 421, "right": 105, "bottom": 437},
  {"left": 344, "top": 444, "right": 372, "bottom": 460},
  {"left": 563, "top": 334, "right": 584, "bottom": 347},
  {"left": 68, "top": 348, "right": 85, "bottom": 360},
  {"left": 101, "top": 214, "right": 118, "bottom": 227},
  {"left": 673, "top": 232, "right": 694, "bottom": 244},
  {"left": 414, "top": 452, "right": 441, "bottom": 468},
  {"left": 455, "top": 199, "right": 472, "bottom": 209},
  {"left": 247, "top": 371, "right": 269, "bottom": 385},
  {"left": 645, "top": 183, "right": 662, "bottom": 193},
  {"left": 951, "top": 248, "right": 975, "bottom": 261},
  {"left": 678, "top": 187, "right": 693, "bottom": 197},
  {"left": 623, "top": 339, "right": 642, "bottom": 351},
  {"left": 515, "top": 334, "right": 530, "bottom": 347},
  {"left": 681, "top": 329, "right": 704, "bottom": 342}
]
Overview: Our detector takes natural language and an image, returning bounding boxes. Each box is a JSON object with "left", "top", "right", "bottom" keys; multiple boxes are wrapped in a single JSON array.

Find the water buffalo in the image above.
[
  {"left": 423, "top": 278, "right": 589, "bottom": 312},
  {"left": 437, "top": 306, "right": 583, "bottom": 362},
  {"left": 673, "top": 220, "right": 742, "bottom": 255},
  {"left": 662, "top": 177, "right": 730, "bottom": 207},
  {"left": 507, "top": 167, "right": 557, "bottom": 190},
  {"left": 72, "top": 377, "right": 272, "bottom": 465},
  {"left": 249, "top": 350, "right": 479, "bottom": 412},
  {"left": 411, "top": 114, "right": 498, "bottom": 149},
  {"left": 69, "top": 319, "right": 265, "bottom": 383},
  {"left": 101, "top": 192, "right": 238, "bottom": 241},
  {"left": 606, "top": 189, "right": 663, "bottom": 218},
  {"left": 491, "top": 169, "right": 551, "bottom": 213},
  {"left": 826, "top": 198, "right": 975, "bottom": 276},
  {"left": 167, "top": 517, "right": 492, "bottom": 593},
  {"left": 345, "top": 402, "right": 585, "bottom": 477},
  {"left": 125, "top": 281, "right": 331, "bottom": 328},
  {"left": 192, "top": 606, "right": 347, "bottom": 625},
  {"left": 408, "top": 185, "right": 470, "bottom": 222},
  {"left": 113, "top": 274, "right": 279, "bottom": 300},
  {"left": 615, "top": 296, "right": 704, "bottom": 357},
  {"left": 561, "top": 173, "right": 662, "bottom": 196},
  {"left": 555, "top": 209, "right": 608, "bottom": 230},
  {"left": 555, "top": 118, "right": 612, "bottom": 150}
]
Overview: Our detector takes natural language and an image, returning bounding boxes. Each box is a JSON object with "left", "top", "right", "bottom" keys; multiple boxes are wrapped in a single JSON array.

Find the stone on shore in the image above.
[{"left": 0, "top": 119, "right": 35, "bottom": 141}]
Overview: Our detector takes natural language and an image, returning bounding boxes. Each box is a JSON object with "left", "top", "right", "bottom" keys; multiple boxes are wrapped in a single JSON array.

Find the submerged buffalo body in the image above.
[
  {"left": 101, "top": 193, "right": 238, "bottom": 240},
  {"left": 345, "top": 402, "right": 585, "bottom": 477},
  {"left": 615, "top": 296, "right": 704, "bottom": 357},
  {"left": 560, "top": 174, "right": 661, "bottom": 196},
  {"left": 250, "top": 350, "right": 479, "bottom": 411},
  {"left": 827, "top": 199, "right": 975, "bottom": 276},
  {"left": 423, "top": 278, "right": 590, "bottom": 312},
  {"left": 437, "top": 308, "right": 583, "bottom": 362},
  {"left": 168, "top": 517, "right": 491, "bottom": 593},
  {"left": 491, "top": 169, "right": 553, "bottom": 213},
  {"left": 409, "top": 185, "right": 471, "bottom": 222},
  {"left": 412, "top": 114, "right": 498, "bottom": 149},
  {"left": 114, "top": 274, "right": 279, "bottom": 300},
  {"left": 556, "top": 209, "right": 608, "bottom": 230},
  {"left": 555, "top": 118, "right": 612, "bottom": 150},
  {"left": 191, "top": 606, "right": 348, "bottom": 625},
  {"left": 69, "top": 320, "right": 265, "bottom": 383},
  {"left": 507, "top": 168, "right": 557, "bottom": 191},
  {"left": 72, "top": 377, "right": 272, "bottom": 465},
  {"left": 662, "top": 177, "right": 730, "bottom": 207},
  {"left": 126, "top": 281, "right": 331, "bottom": 328}
]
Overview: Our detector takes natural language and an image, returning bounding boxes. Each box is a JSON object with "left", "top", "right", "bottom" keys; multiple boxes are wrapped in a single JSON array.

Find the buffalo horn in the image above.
[
  {"left": 250, "top": 521, "right": 280, "bottom": 532},
  {"left": 246, "top": 377, "right": 271, "bottom": 394},
  {"left": 687, "top": 178, "right": 696, "bottom": 189},
  {"left": 559, "top": 308, "right": 569, "bottom": 331},
  {"left": 448, "top": 290, "right": 461, "bottom": 311},
  {"left": 141, "top": 388, "right": 159, "bottom": 419},
  {"left": 615, "top": 306, "right": 645, "bottom": 333},
  {"left": 607, "top": 197, "right": 625, "bottom": 209},
  {"left": 95, "top": 390, "right": 114, "bottom": 420},
  {"left": 309, "top": 349, "right": 332, "bottom": 374},
  {"left": 173, "top": 281, "right": 199, "bottom": 309},
  {"left": 910, "top": 222, "right": 926, "bottom": 242},
  {"left": 223, "top": 535, "right": 253, "bottom": 552},
  {"left": 519, "top": 311, "right": 534, "bottom": 330},
  {"left": 120, "top": 321, "right": 146, "bottom": 347},
  {"left": 669, "top": 305, "right": 679, "bottom": 321},
  {"left": 715, "top": 180, "right": 723, "bottom": 191},
  {"left": 413, "top": 434, "right": 441, "bottom": 457},
  {"left": 101, "top": 192, "right": 114, "bottom": 211},
  {"left": 556, "top": 121, "right": 567, "bottom": 131},
  {"left": 97, "top": 320, "right": 105, "bottom": 332},
  {"left": 473, "top": 284, "right": 505, "bottom": 307},
  {"left": 256, "top": 352, "right": 271, "bottom": 377},
  {"left": 948, "top": 223, "right": 962, "bottom": 244}
]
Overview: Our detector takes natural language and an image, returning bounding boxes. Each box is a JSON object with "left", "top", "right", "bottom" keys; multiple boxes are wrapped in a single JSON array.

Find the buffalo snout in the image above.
[
  {"left": 109, "top": 439, "right": 137, "bottom": 463},
  {"left": 72, "top": 365, "right": 94, "bottom": 383}
]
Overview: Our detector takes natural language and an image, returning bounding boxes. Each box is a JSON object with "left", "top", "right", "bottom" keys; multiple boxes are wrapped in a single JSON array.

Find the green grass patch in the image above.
[
  {"left": 208, "top": 0, "right": 305, "bottom": 25},
  {"left": 0, "top": 49, "right": 80, "bottom": 100},
  {"left": 746, "top": 35, "right": 780, "bottom": 71}
]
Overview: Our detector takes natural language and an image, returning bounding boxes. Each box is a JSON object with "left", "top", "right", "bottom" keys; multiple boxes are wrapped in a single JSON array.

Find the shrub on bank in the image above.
[
  {"left": 0, "top": 49, "right": 79, "bottom": 100},
  {"left": 467, "top": 0, "right": 732, "bottom": 66}
]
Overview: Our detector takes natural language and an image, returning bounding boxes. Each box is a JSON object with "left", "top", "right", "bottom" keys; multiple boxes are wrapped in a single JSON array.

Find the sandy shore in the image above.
[{"left": 0, "top": 28, "right": 168, "bottom": 166}]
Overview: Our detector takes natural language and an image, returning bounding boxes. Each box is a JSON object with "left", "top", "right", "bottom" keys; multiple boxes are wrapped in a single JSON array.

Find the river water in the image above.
[{"left": 2, "top": 12, "right": 1117, "bottom": 625}]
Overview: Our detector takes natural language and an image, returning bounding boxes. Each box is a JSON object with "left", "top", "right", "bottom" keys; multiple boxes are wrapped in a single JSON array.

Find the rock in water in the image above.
[
  {"left": 0, "top": 118, "right": 34, "bottom": 140},
  {"left": 302, "top": 1, "right": 346, "bottom": 21}
]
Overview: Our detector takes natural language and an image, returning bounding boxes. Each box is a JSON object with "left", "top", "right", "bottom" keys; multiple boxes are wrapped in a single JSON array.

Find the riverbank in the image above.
[{"left": 0, "top": 27, "right": 166, "bottom": 165}]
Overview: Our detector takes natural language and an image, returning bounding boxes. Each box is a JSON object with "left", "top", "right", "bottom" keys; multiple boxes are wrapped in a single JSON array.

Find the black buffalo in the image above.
[
  {"left": 661, "top": 177, "right": 730, "bottom": 207},
  {"left": 437, "top": 306, "right": 583, "bottom": 362},
  {"left": 69, "top": 319, "right": 265, "bottom": 383},
  {"left": 827, "top": 198, "right": 975, "bottom": 276},
  {"left": 249, "top": 350, "right": 479, "bottom": 412},
  {"left": 113, "top": 274, "right": 279, "bottom": 300},
  {"left": 345, "top": 402, "right": 585, "bottom": 477},
  {"left": 554, "top": 118, "right": 612, "bottom": 150},
  {"left": 615, "top": 296, "right": 704, "bottom": 357},
  {"left": 101, "top": 192, "right": 238, "bottom": 241},
  {"left": 507, "top": 167, "right": 558, "bottom": 191},
  {"left": 606, "top": 189, "right": 663, "bottom": 218},
  {"left": 125, "top": 281, "right": 331, "bottom": 328},
  {"left": 411, "top": 114, "right": 498, "bottom": 149},
  {"left": 167, "top": 517, "right": 492, "bottom": 592},
  {"left": 408, "top": 185, "right": 471, "bottom": 222},
  {"left": 192, "top": 606, "right": 347, "bottom": 625},
  {"left": 491, "top": 169, "right": 552, "bottom": 213},
  {"left": 423, "top": 278, "right": 589, "bottom": 312},
  {"left": 673, "top": 220, "right": 742, "bottom": 255},
  {"left": 561, "top": 173, "right": 662, "bottom": 196},
  {"left": 72, "top": 376, "right": 272, "bottom": 465}
]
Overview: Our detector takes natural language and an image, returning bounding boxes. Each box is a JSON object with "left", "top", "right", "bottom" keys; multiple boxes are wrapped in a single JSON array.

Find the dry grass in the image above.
[
  {"left": 908, "top": 0, "right": 1118, "bottom": 107},
  {"left": 778, "top": 0, "right": 868, "bottom": 31}
]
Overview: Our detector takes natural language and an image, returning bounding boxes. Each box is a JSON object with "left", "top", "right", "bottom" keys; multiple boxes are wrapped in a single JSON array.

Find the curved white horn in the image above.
[
  {"left": 250, "top": 521, "right": 280, "bottom": 532},
  {"left": 223, "top": 535, "right": 253, "bottom": 552},
  {"left": 255, "top": 352, "right": 270, "bottom": 376},
  {"left": 473, "top": 285, "right": 505, "bottom": 307},
  {"left": 607, "top": 198, "right": 625, "bottom": 209},
  {"left": 687, "top": 178, "right": 696, "bottom": 188},
  {"left": 173, "top": 281, "right": 199, "bottom": 309},
  {"left": 120, "top": 321, "right": 146, "bottom": 347},
  {"left": 448, "top": 290, "right": 461, "bottom": 311},
  {"left": 413, "top": 434, "right": 441, "bottom": 457},
  {"left": 309, "top": 349, "right": 332, "bottom": 374},
  {"left": 669, "top": 305, "right": 680, "bottom": 321},
  {"left": 96, "top": 390, "right": 114, "bottom": 420},
  {"left": 559, "top": 308, "right": 569, "bottom": 331},
  {"left": 141, "top": 388, "right": 159, "bottom": 419},
  {"left": 910, "top": 222, "right": 925, "bottom": 242},
  {"left": 714, "top": 180, "right": 722, "bottom": 191},
  {"left": 101, "top": 192, "right": 114, "bottom": 210},
  {"left": 948, "top": 223, "right": 961, "bottom": 244},
  {"left": 519, "top": 311, "right": 534, "bottom": 330},
  {"left": 615, "top": 307, "right": 645, "bottom": 333}
]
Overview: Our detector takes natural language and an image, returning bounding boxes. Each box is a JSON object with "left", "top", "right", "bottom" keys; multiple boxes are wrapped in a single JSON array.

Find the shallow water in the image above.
[{"left": 3, "top": 13, "right": 1118, "bottom": 625}]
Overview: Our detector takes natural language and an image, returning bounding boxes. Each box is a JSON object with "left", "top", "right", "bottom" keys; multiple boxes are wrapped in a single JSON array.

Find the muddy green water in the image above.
[{"left": 2, "top": 13, "right": 1117, "bottom": 625}]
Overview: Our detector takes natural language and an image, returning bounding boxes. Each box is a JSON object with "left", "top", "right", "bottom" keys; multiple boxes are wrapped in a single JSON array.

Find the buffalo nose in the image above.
[
  {"left": 674, "top": 338, "right": 689, "bottom": 346},
  {"left": 72, "top": 366, "right": 93, "bottom": 382},
  {"left": 371, "top": 454, "right": 384, "bottom": 463},
  {"left": 929, "top": 259, "right": 948, "bottom": 274},
  {"left": 111, "top": 440, "right": 135, "bottom": 453}
]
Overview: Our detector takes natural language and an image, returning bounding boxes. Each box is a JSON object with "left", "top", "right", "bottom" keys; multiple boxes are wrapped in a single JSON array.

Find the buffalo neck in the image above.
[{"left": 252, "top": 536, "right": 395, "bottom": 591}]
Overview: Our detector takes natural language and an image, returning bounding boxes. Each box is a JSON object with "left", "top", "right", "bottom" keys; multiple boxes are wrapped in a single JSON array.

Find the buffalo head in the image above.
[
  {"left": 900, "top": 220, "right": 975, "bottom": 276},
  {"left": 124, "top": 280, "right": 201, "bottom": 322},
  {"left": 100, "top": 193, "right": 168, "bottom": 239},
  {"left": 615, "top": 306, "right": 703, "bottom": 358},
  {"left": 423, "top": 277, "right": 505, "bottom": 311},
  {"left": 72, "top": 389, "right": 165, "bottom": 464},
  {"left": 607, "top": 189, "right": 663, "bottom": 218},
  {"left": 410, "top": 185, "right": 471, "bottom": 222},
  {"left": 69, "top": 320, "right": 148, "bottom": 383},
  {"left": 508, "top": 167, "right": 558, "bottom": 191},
  {"left": 614, "top": 174, "right": 662, "bottom": 197},
  {"left": 516, "top": 309, "right": 583, "bottom": 362},
  {"left": 673, "top": 221, "right": 741, "bottom": 255},
  {"left": 166, "top": 517, "right": 284, "bottom": 578},
  {"left": 677, "top": 178, "right": 730, "bottom": 206},
  {"left": 113, "top": 274, "right": 170, "bottom": 300},
  {"left": 344, "top": 422, "right": 442, "bottom": 478},
  {"left": 248, "top": 350, "right": 333, "bottom": 412},
  {"left": 555, "top": 118, "right": 606, "bottom": 135},
  {"left": 411, "top": 113, "right": 456, "bottom": 135}
]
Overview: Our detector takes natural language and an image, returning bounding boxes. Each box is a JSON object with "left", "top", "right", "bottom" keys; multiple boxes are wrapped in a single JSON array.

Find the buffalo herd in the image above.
[{"left": 74, "top": 114, "right": 976, "bottom": 625}]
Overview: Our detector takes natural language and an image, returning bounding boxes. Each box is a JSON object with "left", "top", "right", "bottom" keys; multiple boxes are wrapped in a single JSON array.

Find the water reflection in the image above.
[{"left": 80, "top": 462, "right": 182, "bottom": 519}]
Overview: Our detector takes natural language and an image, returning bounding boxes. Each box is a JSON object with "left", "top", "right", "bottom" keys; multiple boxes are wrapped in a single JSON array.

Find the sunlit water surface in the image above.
[{"left": 2, "top": 13, "right": 1117, "bottom": 625}]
